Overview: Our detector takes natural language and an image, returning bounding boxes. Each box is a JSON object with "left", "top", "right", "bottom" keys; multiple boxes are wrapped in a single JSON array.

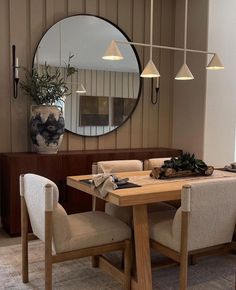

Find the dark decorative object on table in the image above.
[
  {"left": 150, "top": 153, "right": 214, "bottom": 179},
  {"left": 20, "top": 55, "right": 77, "bottom": 154}
]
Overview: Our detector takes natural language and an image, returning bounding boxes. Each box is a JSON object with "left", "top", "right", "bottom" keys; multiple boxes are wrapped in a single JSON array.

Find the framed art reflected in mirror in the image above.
[{"left": 33, "top": 14, "right": 142, "bottom": 137}]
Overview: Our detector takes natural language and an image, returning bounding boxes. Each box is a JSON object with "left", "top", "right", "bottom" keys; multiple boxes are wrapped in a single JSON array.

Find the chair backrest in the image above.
[
  {"left": 20, "top": 174, "right": 71, "bottom": 251},
  {"left": 95, "top": 159, "right": 143, "bottom": 174},
  {"left": 143, "top": 157, "right": 171, "bottom": 170},
  {"left": 173, "top": 178, "right": 236, "bottom": 251}
]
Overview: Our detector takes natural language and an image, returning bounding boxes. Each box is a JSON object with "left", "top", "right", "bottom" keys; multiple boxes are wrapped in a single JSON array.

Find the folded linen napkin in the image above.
[{"left": 93, "top": 174, "right": 118, "bottom": 197}]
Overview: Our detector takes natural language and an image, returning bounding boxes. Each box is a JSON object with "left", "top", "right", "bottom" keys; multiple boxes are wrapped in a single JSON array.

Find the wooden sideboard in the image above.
[{"left": 0, "top": 148, "right": 182, "bottom": 236}]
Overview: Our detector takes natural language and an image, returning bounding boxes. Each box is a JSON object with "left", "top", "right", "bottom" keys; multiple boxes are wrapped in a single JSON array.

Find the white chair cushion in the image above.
[
  {"left": 97, "top": 160, "right": 143, "bottom": 174},
  {"left": 105, "top": 203, "right": 133, "bottom": 226},
  {"left": 23, "top": 173, "right": 59, "bottom": 242},
  {"left": 148, "top": 202, "right": 176, "bottom": 213},
  {"left": 99, "top": 159, "right": 175, "bottom": 226},
  {"left": 52, "top": 204, "right": 71, "bottom": 253},
  {"left": 173, "top": 179, "right": 236, "bottom": 251},
  {"left": 144, "top": 157, "right": 171, "bottom": 170},
  {"left": 150, "top": 179, "right": 236, "bottom": 252},
  {"left": 54, "top": 211, "right": 132, "bottom": 254},
  {"left": 97, "top": 159, "right": 143, "bottom": 225},
  {"left": 106, "top": 202, "right": 176, "bottom": 226},
  {"left": 149, "top": 210, "right": 178, "bottom": 251}
]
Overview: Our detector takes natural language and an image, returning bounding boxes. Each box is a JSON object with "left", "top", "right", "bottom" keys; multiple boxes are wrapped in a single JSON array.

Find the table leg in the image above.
[{"left": 133, "top": 204, "right": 152, "bottom": 290}]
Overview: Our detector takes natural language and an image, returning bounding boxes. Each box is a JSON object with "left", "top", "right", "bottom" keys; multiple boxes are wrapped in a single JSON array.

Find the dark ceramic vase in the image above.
[{"left": 30, "top": 105, "right": 65, "bottom": 154}]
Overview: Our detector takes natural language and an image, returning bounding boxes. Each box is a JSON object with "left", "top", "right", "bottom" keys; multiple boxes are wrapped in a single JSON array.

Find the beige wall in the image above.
[
  {"left": 172, "top": 0, "right": 208, "bottom": 159},
  {"left": 204, "top": 0, "right": 236, "bottom": 167},
  {"left": 171, "top": 0, "right": 235, "bottom": 166},
  {"left": 0, "top": 0, "right": 175, "bottom": 153}
]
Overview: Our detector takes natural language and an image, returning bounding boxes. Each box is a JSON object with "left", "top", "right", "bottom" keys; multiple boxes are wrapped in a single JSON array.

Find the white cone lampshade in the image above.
[
  {"left": 102, "top": 40, "right": 123, "bottom": 60},
  {"left": 141, "top": 59, "right": 160, "bottom": 78},
  {"left": 175, "top": 63, "right": 194, "bottom": 80},
  {"left": 76, "top": 84, "right": 86, "bottom": 94},
  {"left": 206, "top": 54, "right": 224, "bottom": 70}
]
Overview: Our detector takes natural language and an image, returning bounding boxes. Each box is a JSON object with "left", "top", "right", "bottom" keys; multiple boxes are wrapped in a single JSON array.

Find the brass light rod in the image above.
[{"left": 115, "top": 40, "right": 215, "bottom": 56}]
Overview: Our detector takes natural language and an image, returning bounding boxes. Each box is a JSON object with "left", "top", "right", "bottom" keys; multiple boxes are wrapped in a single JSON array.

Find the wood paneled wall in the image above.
[{"left": 0, "top": 0, "right": 175, "bottom": 153}]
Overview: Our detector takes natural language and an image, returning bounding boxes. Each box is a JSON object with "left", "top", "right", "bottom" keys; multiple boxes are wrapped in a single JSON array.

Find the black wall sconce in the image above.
[
  {"left": 12, "top": 45, "right": 20, "bottom": 98},
  {"left": 151, "top": 78, "right": 160, "bottom": 105}
]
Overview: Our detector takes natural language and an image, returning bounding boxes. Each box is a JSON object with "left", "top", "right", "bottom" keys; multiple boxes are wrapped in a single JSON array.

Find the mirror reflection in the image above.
[{"left": 34, "top": 15, "right": 141, "bottom": 136}]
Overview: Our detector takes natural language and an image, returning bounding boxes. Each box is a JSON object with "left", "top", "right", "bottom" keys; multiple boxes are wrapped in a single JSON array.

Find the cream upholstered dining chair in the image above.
[
  {"left": 149, "top": 178, "right": 236, "bottom": 290},
  {"left": 144, "top": 157, "right": 181, "bottom": 209},
  {"left": 94, "top": 160, "right": 142, "bottom": 225},
  {"left": 94, "top": 159, "right": 175, "bottom": 226},
  {"left": 96, "top": 159, "right": 143, "bottom": 174},
  {"left": 143, "top": 157, "right": 171, "bottom": 170},
  {"left": 20, "top": 174, "right": 132, "bottom": 290}
]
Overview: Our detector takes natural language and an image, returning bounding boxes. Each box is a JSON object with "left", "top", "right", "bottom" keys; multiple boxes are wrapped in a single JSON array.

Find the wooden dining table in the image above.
[{"left": 67, "top": 169, "right": 236, "bottom": 290}]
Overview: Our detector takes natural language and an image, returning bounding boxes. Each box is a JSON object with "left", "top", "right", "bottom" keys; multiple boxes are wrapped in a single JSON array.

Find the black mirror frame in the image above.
[{"left": 32, "top": 14, "right": 143, "bottom": 137}]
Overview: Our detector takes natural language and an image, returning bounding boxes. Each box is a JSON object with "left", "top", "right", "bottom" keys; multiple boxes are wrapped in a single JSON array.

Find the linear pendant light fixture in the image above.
[
  {"left": 141, "top": 59, "right": 160, "bottom": 78},
  {"left": 141, "top": 0, "right": 160, "bottom": 78},
  {"left": 206, "top": 53, "right": 224, "bottom": 70},
  {"left": 102, "top": 0, "right": 224, "bottom": 81},
  {"left": 175, "top": 0, "right": 194, "bottom": 80}
]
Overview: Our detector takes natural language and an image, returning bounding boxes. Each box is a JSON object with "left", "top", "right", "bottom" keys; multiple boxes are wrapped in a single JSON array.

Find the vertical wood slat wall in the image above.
[
  {"left": 65, "top": 68, "right": 139, "bottom": 135},
  {"left": 0, "top": 0, "right": 175, "bottom": 153}
]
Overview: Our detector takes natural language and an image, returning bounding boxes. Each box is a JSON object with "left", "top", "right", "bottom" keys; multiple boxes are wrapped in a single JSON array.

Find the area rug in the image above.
[{"left": 0, "top": 240, "right": 235, "bottom": 290}]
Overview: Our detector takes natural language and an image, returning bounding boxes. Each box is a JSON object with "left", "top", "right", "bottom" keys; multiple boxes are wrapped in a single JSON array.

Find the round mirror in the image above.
[{"left": 33, "top": 15, "right": 141, "bottom": 137}]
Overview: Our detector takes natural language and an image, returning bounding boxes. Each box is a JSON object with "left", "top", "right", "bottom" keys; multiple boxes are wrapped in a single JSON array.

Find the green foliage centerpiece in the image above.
[
  {"left": 20, "top": 54, "right": 77, "bottom": 105},
  {"left": 150, "top": 153, "right": 214, "bottom": 179}
]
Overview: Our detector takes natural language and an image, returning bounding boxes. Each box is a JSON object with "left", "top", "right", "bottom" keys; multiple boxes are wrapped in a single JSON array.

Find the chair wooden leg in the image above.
[
  {"left": 124, "top": 240, "right": 131, "bottom": 290},
  {"left": 45, "top": 254, "right": 52, "bottom": 290},
  {"left": 91, "top": 255, "right": 99, "bottom": 267},
  {"left": 189, "top": 254, "right": 197, "bottom": 265},
  {"left": 180, "top": 250, "right": 188, "bottom": 290},
  {"left": 45, "top": 211, "right": 53, "bottom": 290},
  {"left": 179, "top": 211, "right": 189, "bottom": 290},
  {"left": 124, "top": 235, "right": 136, "bottom": 274},
  {"left": 21, "top": 196, "right": 29, "bottom": 283},
  {"left": 131, "top": 240, "right": 136, "bottom": 276},
  {"left": 92, "top": 196, "right": 97, "bottom": 211}
]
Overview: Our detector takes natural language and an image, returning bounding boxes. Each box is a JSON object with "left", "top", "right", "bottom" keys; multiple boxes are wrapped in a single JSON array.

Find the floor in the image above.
[
  {"left": 1, "top": 226, "right": 236, "bottom": 289},
  {"left": 0, "top": 227, "right": 21, "bottom": 247}
]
